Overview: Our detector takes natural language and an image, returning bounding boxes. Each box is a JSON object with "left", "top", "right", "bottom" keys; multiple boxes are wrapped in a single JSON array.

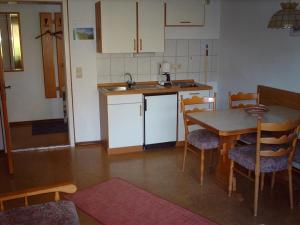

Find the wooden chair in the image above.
[
  {"left": 229, "top": 92, "right": 260, "bottom": 145},
  {"left": 292, "top": 139, "right": 300, "bottom": 170},
  {"left": 228, "top": 119, "right": 300, "bottom": 216},
  {"left": 229, "top": 91, "right": 259, "bottom": 109},
  {"left": 0, "top": 183, "right": 79, "bottom": 224},
  {"left": 181, "top": 93, "right": 219, "bottom": 185}
]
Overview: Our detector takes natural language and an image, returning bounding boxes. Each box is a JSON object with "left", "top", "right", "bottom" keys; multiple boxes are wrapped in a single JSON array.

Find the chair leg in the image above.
[
  {"left": 200, "top": 150, "right": 205, "bottom": 186},
  {"left": 182, "top": 141, "right": 188, "bottom": 172},
  {"left": 208, "top": 150, "right": 214, "bottom": 170},
  {"left": 271, "top": 172, "right": 276, "bottom": 190},
  {"left": 288, "top": 167, "right": 294, "bottom": 210},
  {"left": 260, "top": 173, "right": 265, "bottom": 192},
  {"left": 254, "top": 170, "right": 260, "bottom": 216},
  {"left": 248, "top": 170, "right": 252, "bottom": 178},
  {"left": 228, "top": 160, "right": 234, "bottom": 197}
]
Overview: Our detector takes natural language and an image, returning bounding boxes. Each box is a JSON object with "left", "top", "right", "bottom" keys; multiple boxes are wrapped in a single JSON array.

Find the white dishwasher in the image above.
[{"left": 144, "top": 93, "right": 177, "bottom": 148}]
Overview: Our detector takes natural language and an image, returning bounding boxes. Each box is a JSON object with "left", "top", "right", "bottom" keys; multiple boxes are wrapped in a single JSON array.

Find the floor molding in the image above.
[
  {"left": 12, "top": 145, "right": 71, "bottom": 152},
  {"left": 75, "top": 140, "right": 102, "bottom": 146},
  {"left": 10, "top": 118, "right": 65, "bottom": 127}
]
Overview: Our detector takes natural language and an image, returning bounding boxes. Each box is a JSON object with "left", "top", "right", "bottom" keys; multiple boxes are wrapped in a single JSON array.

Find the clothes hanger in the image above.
[
  {"left": 52, "top": 31, "right": 63, "bottom": 39},
  {"left": 35, "top": 30, "right": 51, "bottom": 39},
  {"left": 35, "top": 30, "right": 63, "bottom": 39}
]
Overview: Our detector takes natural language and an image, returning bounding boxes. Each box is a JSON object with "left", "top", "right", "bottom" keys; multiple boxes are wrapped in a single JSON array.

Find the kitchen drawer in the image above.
[
  {"left": 178, "top": 90, "right": 210, "bottom": 100},
  {"left": 107, "top": 94, "right": 143, "bottom": 105}
]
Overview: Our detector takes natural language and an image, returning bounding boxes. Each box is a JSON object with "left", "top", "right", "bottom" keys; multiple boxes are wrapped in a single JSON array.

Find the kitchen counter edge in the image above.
[{"left": 97, "top": 83, "right": 212, "bottom": 96}]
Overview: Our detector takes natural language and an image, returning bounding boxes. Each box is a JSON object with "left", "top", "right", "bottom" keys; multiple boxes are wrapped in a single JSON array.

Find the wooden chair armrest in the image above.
[{"left": 0, "top": 182, "right": 77, "bottom": 211}]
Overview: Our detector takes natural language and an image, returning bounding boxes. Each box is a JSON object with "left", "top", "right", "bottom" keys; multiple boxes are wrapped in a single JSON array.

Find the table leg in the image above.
[{"left": 215, "top": 135, "right": 239, "bottom": 190}]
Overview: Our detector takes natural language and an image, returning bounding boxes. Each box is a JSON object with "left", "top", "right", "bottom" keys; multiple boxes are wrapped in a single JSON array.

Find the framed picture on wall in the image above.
[{"left": 73, "top": 28, "right": 94, "bottom": 40}]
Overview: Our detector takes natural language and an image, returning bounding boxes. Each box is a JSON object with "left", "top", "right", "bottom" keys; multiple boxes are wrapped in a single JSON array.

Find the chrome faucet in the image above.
[{"left": 124, "top": 72, "right": 135, "bottom": 88}]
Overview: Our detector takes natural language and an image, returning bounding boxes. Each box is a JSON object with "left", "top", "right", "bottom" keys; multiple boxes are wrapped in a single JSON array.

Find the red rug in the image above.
[{"left": 65, "top": 178, "right": 218, "bottom": 225}]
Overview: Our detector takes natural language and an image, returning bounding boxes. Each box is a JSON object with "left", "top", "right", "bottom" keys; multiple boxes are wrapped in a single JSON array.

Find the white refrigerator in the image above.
[{"left": 144, "top": 93, "right": 177, "bottom": 147}]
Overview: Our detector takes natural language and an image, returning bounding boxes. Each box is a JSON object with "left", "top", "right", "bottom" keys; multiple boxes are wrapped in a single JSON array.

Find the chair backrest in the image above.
[
  {"left": 229, "top": 91, "right": 259, "bottom": 109},
  {"left": 181, "top": 94, "right": 216, "bottom": 137},
  {"left": 256, "top": 119, "right": 300, "bottom": 167},
  {"left": 0, "top": 183, "right": 77, "bottom": 211}
]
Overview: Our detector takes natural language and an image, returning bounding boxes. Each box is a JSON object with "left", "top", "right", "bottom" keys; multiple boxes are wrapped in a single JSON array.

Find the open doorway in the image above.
[{"left": 0, "top": 2, "right": 69, "bottom": 150}]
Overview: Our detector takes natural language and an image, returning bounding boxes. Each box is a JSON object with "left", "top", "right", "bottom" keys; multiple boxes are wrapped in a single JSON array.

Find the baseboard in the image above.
[
  {"left": 144, "top": 142, "right": 176, "bottom": 150},
  {"left": 10, "top": 118, "right": 65, "bottom": 127},
  {"left": 75, "top": 140, "right": 102, "bottom": 146},
  {"left": 107, "top": 145, "right": 143, "bottom": 155},
  {"left": 12, "top": 145, "right": 70, "bottom": 152},
  {"left": 176, "top": 141, "right": 185, "bottom": 147}
]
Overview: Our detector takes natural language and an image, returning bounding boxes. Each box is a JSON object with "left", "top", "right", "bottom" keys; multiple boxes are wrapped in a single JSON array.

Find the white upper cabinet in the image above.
[
  {"left": 98, "top": 1, "right": 137, "bottom": 53},
  {"left": 138, "top": 0, "right": 164, "bottom": 53},
  {"left": 165, "top": 0, "right": 205, "bottom": 26},
  {"left": 96, "top": 0, "right": 164, "bottom": 53}
]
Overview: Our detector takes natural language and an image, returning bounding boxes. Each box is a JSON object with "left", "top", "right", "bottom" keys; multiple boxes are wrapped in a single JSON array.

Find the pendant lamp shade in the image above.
[{"left": 268, "top": 2, "right": 300, "bottom": 29}]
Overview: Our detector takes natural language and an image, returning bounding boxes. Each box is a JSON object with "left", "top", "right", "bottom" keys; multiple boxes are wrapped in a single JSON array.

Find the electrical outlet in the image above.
[
  {"left": 76, "top": 67, "right": 83, "bottom": 79},
  {"left": 171, "top": 64, "right": 181, "bottom": 70},
  {"left": 171, "top": 64, "right": 177, "bottom": 70}
]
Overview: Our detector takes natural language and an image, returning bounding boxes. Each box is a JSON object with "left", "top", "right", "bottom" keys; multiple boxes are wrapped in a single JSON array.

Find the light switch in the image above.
[{"left": 76, "top": 67, "right": 83, "bottom": 79}]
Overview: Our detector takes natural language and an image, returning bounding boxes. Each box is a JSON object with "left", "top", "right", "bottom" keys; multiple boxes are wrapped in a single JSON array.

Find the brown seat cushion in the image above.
[
  {"left": 0, "top": 200, "right": 79, "bottom": 225},
  {"left": 187, "top": 129, "right": 219, "bottom": 150}
]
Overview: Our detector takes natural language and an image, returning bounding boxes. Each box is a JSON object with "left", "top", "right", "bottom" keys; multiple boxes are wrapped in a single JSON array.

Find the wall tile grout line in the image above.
[{"left": 97, "top": 39, "right": 219, "bottom": 84}]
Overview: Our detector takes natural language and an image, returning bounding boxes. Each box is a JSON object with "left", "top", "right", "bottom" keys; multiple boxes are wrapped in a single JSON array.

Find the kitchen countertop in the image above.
[{"left": 98, "top": 80, "right": 212, "bottom": 96}]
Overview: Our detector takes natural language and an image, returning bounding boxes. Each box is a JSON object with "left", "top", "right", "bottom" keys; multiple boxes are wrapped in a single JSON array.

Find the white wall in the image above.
[
  {"left": 68, "top": 0, "right": 100, "bottom": 142},
  {"left": 218, "top": 0, "right": 300, "bottom": 109},
  {"left": 1, "top": 4, "right": 64, "bottom": 122}
]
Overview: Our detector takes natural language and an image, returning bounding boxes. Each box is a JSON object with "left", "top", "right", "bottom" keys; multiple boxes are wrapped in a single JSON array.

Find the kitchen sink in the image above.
[
  {"left": 103, "top": 86, "right": 129, "bottom": 92},
  {"left": 132, "top": 85, "right": 163, "bottom": 90},
  {"left": 172, "top": 82, "right": 201, "bottom": 88},
  {"left": 103, "top": 85, "right": 163, "bottom": 92}
]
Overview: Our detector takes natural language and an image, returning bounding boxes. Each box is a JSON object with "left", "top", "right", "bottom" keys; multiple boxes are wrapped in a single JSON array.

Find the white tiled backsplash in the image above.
[{"left": 97, "top": 39, "right": 219, "bottom": 83}]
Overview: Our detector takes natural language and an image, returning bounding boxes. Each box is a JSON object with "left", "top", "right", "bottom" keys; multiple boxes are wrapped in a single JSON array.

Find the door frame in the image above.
[
  {"left": 1, "top": 0, "right": 75, "bottom": 146},
  {"left": 0, "top": 32, "right": 14, "bottom": 174}
]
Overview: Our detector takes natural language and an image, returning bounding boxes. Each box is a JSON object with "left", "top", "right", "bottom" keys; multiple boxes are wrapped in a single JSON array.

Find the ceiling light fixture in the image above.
[{"left": 268, "top": 1, "right": 300, "bottom": 29}]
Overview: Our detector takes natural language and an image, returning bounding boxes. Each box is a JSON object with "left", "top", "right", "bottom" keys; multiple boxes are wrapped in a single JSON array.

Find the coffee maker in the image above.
[{"left": 160, "top": 62, "right": 171, "bottom": 86}]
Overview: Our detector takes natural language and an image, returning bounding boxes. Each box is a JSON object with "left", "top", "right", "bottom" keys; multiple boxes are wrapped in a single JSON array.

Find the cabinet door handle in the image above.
[
  {"left": 134, "top": 39, "right": 137, "bottom": 51},
  {"left": 144, "top": 99, "right": 147, "bottom": 111},
  {"left": 140, "top": 39, "right": 142, "bottom": 51},
  {"left": 180, "top": 95, "right": 183, "bottom": 113},
  {"left": 180, "top": 21, "right": 191, "bottom": 24},
  {"left": 140, "top": 104, "right": 142, "bottom": 116},
  {"left": 189, "top": 92, "right": 200, "bottom": 95}
]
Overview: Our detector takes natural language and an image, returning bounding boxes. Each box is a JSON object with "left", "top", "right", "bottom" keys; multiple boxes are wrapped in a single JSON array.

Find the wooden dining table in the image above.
[{"left": 187, "top": 105, "right": 300, "bottom": 189}]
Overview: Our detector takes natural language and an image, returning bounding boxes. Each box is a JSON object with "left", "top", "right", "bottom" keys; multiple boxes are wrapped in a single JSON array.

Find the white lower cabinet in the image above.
[
  {"left": 105, "top": 89, "right": 211, "bottom": 149},
  {"left": 107, "top": 94, "right": 143, "bottom": 149},
  {"left": 177, "top": 90, "right": 210, "bottom": 142}
]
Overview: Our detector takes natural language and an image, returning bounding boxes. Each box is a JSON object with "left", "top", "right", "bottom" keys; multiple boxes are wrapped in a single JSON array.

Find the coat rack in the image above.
[
  {"left": 39, "top": 12, "right": 57, "bottom": 98},
  {"left": 54, "top": 13, "right": 65, "bottom": 97},
  {"left": 38, "top": 12, "right": 65, "bottom": 99}
]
